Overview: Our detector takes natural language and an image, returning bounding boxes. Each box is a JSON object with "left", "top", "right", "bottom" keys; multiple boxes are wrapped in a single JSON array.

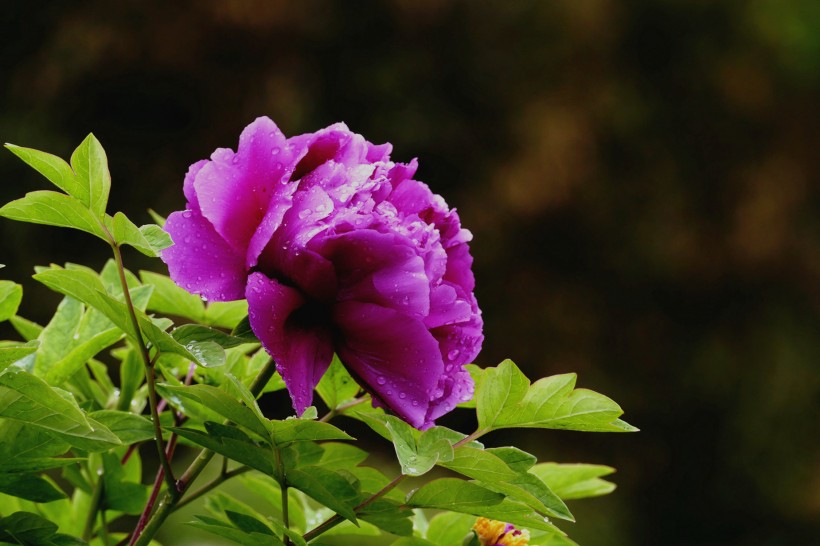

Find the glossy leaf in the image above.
[
  {"left": 0, "top": 473, "right": 67, "bottom": 503},
  {"left": 0, "top": 341, "right": 39, "bottom": 372},
  {"left": 407, "top": 478, "right": 504, "bottom": 511},
  {"left": 530, "top": 463, "right": 616, "bottom": 500},
  {"left": 89, "top": 410, "right": 154, "bottom": 444},
  {"left": 4, "top": 144, "right": 81, "bottom": 198},
  {"left": 101, "top": 452, "right": 149, "bottom": 514},
  {"left": 268, "top": 418, "right": 353, "bottom": 447},
  {"left": 157, "top": 383, "right": 269, "bottom": 440},
  {"left": 0, "top": 281, "right": 22, "bottom": 322},
  {"left": 481, "top": 471, "right": 573, "bottom": 521},
  {"left": 476, "top": 360, "right": 637, "bottom": 433},
  {"left": 69, "top": 133, "right": 110, "bottom": 217},
  {"left": 0, "top": 369, "right": 120, "bottom": 451},
  {"left": 170, "top": 423, "right": 275, "bottom": 475},
  {"left": 140, "top": 270, "right": 205, "bottom": 321},
  {"left": 0, "top": 190, "right": 106, "bottom": 239},
  {"left": 188, "top": 515, "right": 283, "bottom": 546},
  {"left": 355, "top": 413, "right": 452, "bottom": 476},
  {"left": 316, "top": 354, "right": 361, "bottom": 410},
  {"left": 286, "top": 466, "right": 360, "bottom": 522},
  {"left": 358, "top": 499, "right": 413, "bottom": 536}
]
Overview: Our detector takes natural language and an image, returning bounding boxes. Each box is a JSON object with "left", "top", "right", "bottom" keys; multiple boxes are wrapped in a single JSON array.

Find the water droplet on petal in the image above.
[
  {"left": 376, "top": 376, "right": 386, "bottom": 385},
  {"left": 182, "top": 211, "right": 192, "bottom": 218},
  {"left": 271, "top": 147, "right": 280, "bottom": 155},
  {"left": 399, "top": 392, "right": 406, "bottom": 399},
  {"left": 447, "top": 349, "right": 460, "bottom": 361}
]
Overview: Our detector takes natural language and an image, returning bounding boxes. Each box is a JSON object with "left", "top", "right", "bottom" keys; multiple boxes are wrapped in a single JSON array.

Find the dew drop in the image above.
[
  {"left": 271, "top": 147, "right": 280, "bottom": 155},
  {"left": 376, "top": 376, "right": 386, "bottom": 385},
  {"left": 182, "top": 211, "right": 193, "bottom": 218},
  {"left": 231, "top": 156, "right": 239, "bottom": 165},
  {"left": 412, "top": 400, "right": 419, "bottom": 407},
  {"left": 399, "top": 392, "right": 406, "bottom": 399},
  {"left": 72, "top": 333, "right": 80, "bottom": 341},
  {"left": 447, "top": 349, "right": 460, "bottom": 361}
]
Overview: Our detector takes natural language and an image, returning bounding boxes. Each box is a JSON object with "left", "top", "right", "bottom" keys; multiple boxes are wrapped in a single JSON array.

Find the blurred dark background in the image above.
[{"left": 2, "top": 1, "right": 819, "bottom": 544}]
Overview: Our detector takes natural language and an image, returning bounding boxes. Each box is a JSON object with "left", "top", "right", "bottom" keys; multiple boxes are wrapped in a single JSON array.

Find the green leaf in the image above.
[
  {"left": 69, "top": 133, "right": 110, "bottom": 217},
  {"left": 425, "top": 512, "right": 478, "bottom": 546},
  {"left": 139, "top": 223, "right": 173, "bottom": 253},
  {"left": 406, "top": 478, "right": 504, "bottom": 511},
  {"left": 268, "top": 418, "right": 354, "bottom": 447},
  {"left": 0, "top": 511, "right": 58, "bottom": 544},
  {"left": 170, "top": 423, "right": 275, "bottom": 476},
  {"left": 485, "top": 447, "right": 537, "bottom": 473},
  {"left": 439, "top": 446, "right": 519, "bottom": 483},
  {"left": 476, "top": 360, "right": 637, "bottom": 432},
  {"left": 140, "top": 270, "right": 205, "bottom": 322},
  {"left": 0, "top": 281, "right": 23, "bottom": 322},
  {"left": 286, "top": 466, "right": 360, "bottom": 522},
  {"left": 0, "top": 369, "right": 120, "bottom": 451},
  {"left": 358, "top": 499, "right": 413, "bottom": 536},
  {"left": 188, "top": 515, "right": 283, "bottom": 546},
  {"left": 44, "top": 328, "right": 124, "bottom": 385},
  {"left": 316, "top": 443, "right": 368, "bottom": 470},
  {"left": 224, "top": 511, "right": 274, "bottom": 536},
  {"left": 172, "top": 324, "right": 254, "bottom": 349},
  {"left": 481, "top": 471, "right": 573, "bottom": 521},
  {"left": 102, "top": 452, "right": 149, "bottom": 514},
  {"left": 238, "top": 473, "right": 307, "bottom": 532},
  {"left": 355, "top": 413, "right": 452, "bottom": 476},
  {"left": 89, "top": 410, "right": 154, "bottom": 444},
  {"left": 0, "top": 457, "right": 83, "bottom": 474},
  {"left": 4, "top": 144, "right": 81, "bottom": 198},
  {"left": 33, "top": 266, "right": 220, "bottom": 367},
  {"left": 157, "top": 384, "right": 269, "bottom": 440},
  {"left": 0, "top": 190, "right": 107, "bottom": 240},
  {"left": 229, "top": 315, "right": 257, "bottom": 341},
  {"left": 0, "top": 473, "right": 67, "bottom": 503},
  {"left": 33, "top": 296, "right": 84, "bottom": 378},
  {"left": 529, "top": 463, "right": 616, "bottom": 500},
  {"left": 316, "top": 354, "right": 361, "bottom": 410},
  {"left": 467, "top": 498, "right": 568, "bottom": 534},
  {"left": 0, "top": 420, "right": 70, "bottom": 461},
  {"left": 108, "top": 212, "right": 163, "bottom": 257},
  {"left": 391, "top": 538, "right": 437, "bottom": 546},
  {"left": 0, "top": 341, "right": 39, "bottom": 372},
  {"left": 205, "top": 301, "right": 249, "bottom": 330},
  {"left": 10, "top": 316, "right": 43, "bottom": 341}
]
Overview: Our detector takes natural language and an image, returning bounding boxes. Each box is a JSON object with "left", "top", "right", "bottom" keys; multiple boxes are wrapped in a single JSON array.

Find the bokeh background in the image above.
[{"left": 2, "top": 1, "right": 819, "bottom": 544}]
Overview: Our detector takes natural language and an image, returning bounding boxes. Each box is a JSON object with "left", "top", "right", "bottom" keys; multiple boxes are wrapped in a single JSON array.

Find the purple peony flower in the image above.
[{"left": 162, "top": 117, "right": 483, "bottom": 429}]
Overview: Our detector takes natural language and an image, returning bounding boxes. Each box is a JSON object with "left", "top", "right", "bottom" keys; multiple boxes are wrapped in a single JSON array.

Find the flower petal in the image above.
[
  {"left": 246, "top": 272, "right": 334, "bottom": 416},
  {"left": 318, "top": 229, "right": 430, "bottom": 317},
  {"left": 161, "top": 209, "right": 247, "bottom": 301},
  {"left": 195, "top": 117, "right": 305, "bottom": 253},
  {"left": 334, "top": 300, "right": 443, "bottom": 428},
  {"left": 257, "top": 186, "right": 337, "bottom": 301},
  {"left": 183, "top": 159, "right": 208, "bottom": 212}
]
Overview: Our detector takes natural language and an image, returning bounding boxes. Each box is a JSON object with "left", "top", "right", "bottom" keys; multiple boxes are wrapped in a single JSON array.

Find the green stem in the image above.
[
  {"left": 318, "top": 396, "right": 369, "bottom": 423},
  {"left": 131, "top": 358, "right": 278, "bottom": 546},
  {"left": 174, "top": 466, "right": 252, "bottom": 512},
  {"left": 302, "top": 427, "right": 490, "bottom": 543},
  {"left": 82, "top": 477, "right": 104, "bottom": 541},
  {"left": 111, "top": 242, "right": 176, "bottom": 493},
  {"left": 303, "top": 473, "right": 406, "bottom": 542}
]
